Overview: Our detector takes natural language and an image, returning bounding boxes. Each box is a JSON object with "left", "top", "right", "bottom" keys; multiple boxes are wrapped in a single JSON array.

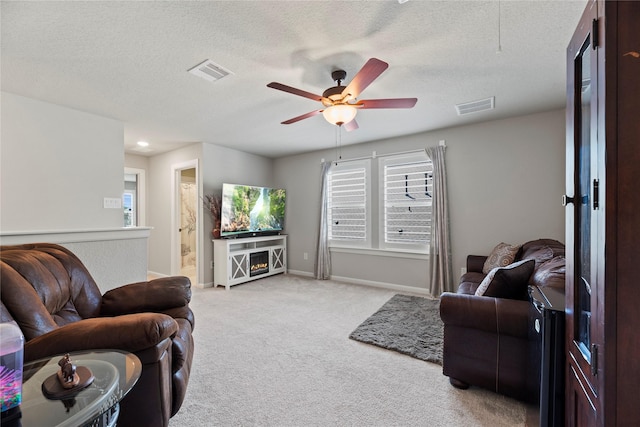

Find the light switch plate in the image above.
[{"left": 103, "top": 197, "right": 122, "bottom": 209}]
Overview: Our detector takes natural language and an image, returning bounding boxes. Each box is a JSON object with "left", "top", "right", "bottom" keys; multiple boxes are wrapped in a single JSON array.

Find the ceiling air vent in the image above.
[
  {"left": 188, "top": 59, "right": 233, "bottom": 83},
  {"left": 455, "top": 97, "right": 495, "bottom": 116}
]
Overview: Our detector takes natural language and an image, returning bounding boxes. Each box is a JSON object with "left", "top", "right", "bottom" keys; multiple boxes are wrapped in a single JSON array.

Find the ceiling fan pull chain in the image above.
[
  {"left": 338, "top": 126, "right": 342, "bottom": 160},
  {"left": 497, "top": 0, "right": 503, "bottom": 53},
  {"left": 335, "top": 125, "right": 343, "bottom": 165}
]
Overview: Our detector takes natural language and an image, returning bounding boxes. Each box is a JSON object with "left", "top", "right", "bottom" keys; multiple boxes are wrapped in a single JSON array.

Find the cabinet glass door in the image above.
[{"left": 574, "top": 36, "right": 595, "bottom": 363}]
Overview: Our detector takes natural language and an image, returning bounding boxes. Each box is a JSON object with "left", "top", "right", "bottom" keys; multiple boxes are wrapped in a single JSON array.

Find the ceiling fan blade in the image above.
[
  {"left": 341, "top": 58, "right": 388, "bottom": 99},
  {"left": 281, "top": 109, "right": 322, "bottom": 125},
  {"left": 356, "top": 98, "right": 418, "bottom": 109},
  {"left": 267, "top": 82, "right": 329, "bottom": 103},
  {"left": 344, "top": 119, "right": 359, "bottom": 132}
]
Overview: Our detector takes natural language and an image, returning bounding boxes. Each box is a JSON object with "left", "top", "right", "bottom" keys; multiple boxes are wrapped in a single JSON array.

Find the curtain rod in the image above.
[
  {"left": 321, "top": 149, "right": 425, "bottom": 164},
  {"left": 320, "top": 144, "right": 446, "bottom": 165}
]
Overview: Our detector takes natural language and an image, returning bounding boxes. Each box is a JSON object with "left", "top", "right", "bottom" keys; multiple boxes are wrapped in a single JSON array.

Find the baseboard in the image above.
[
  {"left": 147, "top": 270, "right": 168, "bottom": 279},
  {"left": 331, "top": 274, "right": 432, "bottom": 297},
  {"left": 287, "top": 269, "right": 314, "bottom": 278},
  {"left": 196, "top": 281, "right": 214, "bottom": 289},
  {"left": 287, "top": 270, "right": 432, "bottom": 297}
]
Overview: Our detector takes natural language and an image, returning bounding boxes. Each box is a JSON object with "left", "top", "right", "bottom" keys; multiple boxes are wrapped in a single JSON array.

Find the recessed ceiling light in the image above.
[{"left": 137, "top": 141, "right": 149, "bottom": 147}]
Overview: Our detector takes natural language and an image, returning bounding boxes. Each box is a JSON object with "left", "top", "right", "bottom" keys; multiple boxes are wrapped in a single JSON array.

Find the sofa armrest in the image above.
[
  {"left": 24, "top": 312, "right": 178, "bottom": 362},
  {"left": 440, "top": 292, "right": 531, "bottom": 338},
  {"left": 467, "top": 255, "right": 488, "bottom": 273},
  {"left": 101, "top": 276, "right": 191, "bottom": 316},
  {"left": 159, "top": 306, "right": 195, "bottom": 330}
]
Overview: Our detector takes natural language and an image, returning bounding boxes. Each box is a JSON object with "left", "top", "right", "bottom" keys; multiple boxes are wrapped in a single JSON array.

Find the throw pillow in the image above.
[
  {"left": 523, "top": 245, "right": 555, "bottom": 272},
  {"left": 475, "top": 259, "right": 535, "bottom": 300},
  {"left": 482, "top": 242, "right": 521, "bottom": 274},
  {"left": 530, "top": 256, "right": 566, "bottom": 289},
  {"left": 475, "top": 268, "right": 499, "bottom": 296}
]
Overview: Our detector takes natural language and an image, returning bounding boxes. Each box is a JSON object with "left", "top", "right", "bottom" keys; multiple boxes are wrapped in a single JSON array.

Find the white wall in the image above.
[
  {"left": 273, "top": 109, "right": 566, "bottom": 294},
  {"left": 146, "top": 143, "right": 203, "bottom": 277},
  {"left": 1, "top": 91, "right": 564, "bottom": 295},
  {"left": 0, "top": 92, "right": 149, "bottom": 291},
  {"left": 124, "top": 153, "right": 150, "bottom": 170},
  {"left": 201, "top": 143, "right": 273, "bottom": 285},
  {"left": 63, "top": 237, "right": 148, "bottom": 292},
  {"left": 145, "top": 142, "right": 273, "bottom": 286},
  {"left": 1, "top": 92, "right": 124, "bottom": 230},
  {"left": 446, "top": 110, "right": 565, "bottom": 276}
]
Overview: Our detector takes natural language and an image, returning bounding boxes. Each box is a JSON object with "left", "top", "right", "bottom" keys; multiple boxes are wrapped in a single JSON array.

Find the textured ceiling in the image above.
[{"left": 1, "top": 1, "right": 585, "bottom": 158}]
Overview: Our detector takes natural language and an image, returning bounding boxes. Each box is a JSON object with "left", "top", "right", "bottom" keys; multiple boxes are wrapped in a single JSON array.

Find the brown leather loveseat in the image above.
[
  {"left": 0, "top": 243, "right": 195, "bottom": 427},
  {"left": 439, "top": 239, "right": 565, "bottom": 402}
]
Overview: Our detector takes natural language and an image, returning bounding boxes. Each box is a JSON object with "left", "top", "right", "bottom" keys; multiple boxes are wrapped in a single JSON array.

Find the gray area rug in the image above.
[{"left": 349, "top": 293, "right": 443, "bottom": 365}]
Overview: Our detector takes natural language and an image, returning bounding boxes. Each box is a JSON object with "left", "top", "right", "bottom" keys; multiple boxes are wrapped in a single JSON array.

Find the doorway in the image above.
[
  {"left": 179, "top": 168, "right": 197, "bottom": 283},
  {"left": 124, "top": 167, "right": 146, "bottom": 227},
  {"left": 172, "top": 160, "right": 200, "bottom": 286}
]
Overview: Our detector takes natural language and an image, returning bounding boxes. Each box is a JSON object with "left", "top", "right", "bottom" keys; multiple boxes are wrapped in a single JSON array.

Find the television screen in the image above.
[{"left": 220, "top": 183, "right": 286, "bottom": 238}]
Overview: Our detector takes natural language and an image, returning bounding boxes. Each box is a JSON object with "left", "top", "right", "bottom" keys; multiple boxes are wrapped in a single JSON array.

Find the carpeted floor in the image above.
[
  {"left": 349, "top": 294, "right": 443, "bottom": 365},
  {"left": 169, "top": 274, "right": 526, "bottom": 426}
]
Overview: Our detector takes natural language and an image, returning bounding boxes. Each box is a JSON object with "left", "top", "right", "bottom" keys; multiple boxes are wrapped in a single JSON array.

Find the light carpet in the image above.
[
  {"left": 169, "top": 275, "right": 526, "bottom": 426},
  {"left": 349, "top": 294, "right": 443, "bottom": 365}
]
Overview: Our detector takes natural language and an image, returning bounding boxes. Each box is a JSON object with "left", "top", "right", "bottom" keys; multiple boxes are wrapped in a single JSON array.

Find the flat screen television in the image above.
[{"left": 220, "top": 183, "right": 286, "bottom": 238}]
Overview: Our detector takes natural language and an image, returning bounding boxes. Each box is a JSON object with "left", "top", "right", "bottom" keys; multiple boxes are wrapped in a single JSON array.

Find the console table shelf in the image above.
[{"left": 213, "top": 235, "right": 287, "bottom": 290}]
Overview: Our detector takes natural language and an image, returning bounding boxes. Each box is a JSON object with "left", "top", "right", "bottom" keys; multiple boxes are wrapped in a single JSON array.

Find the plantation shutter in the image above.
[
  {"left": 383, "top": 159, "right": 432, "bottom": 246},
  {"left": 327, "top": 166, "right": 367, "bottom": 242}
]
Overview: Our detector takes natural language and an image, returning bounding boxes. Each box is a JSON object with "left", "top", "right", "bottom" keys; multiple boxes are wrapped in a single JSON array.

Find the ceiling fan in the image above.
[{"left": 267, "top": 58, "right": 417, "bottom": 131}]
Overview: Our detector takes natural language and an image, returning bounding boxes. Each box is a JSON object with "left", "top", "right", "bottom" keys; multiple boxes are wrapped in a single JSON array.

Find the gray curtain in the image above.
[
  {"left": 426, "top": 146, "right": 453, "bottom": 296},
  {"left": 315, "top": 161, "right": 332, "bottom": 279}
]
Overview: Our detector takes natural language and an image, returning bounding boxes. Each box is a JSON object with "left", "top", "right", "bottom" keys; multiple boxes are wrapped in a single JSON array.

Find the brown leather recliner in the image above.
[{"left": 0, "top": 243, "right": 195, "bottom": 427}]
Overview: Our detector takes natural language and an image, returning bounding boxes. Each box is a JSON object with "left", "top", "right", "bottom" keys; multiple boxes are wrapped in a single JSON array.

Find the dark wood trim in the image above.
[{"left": 566, "top": 1, "right": 640, "bottom": 425}]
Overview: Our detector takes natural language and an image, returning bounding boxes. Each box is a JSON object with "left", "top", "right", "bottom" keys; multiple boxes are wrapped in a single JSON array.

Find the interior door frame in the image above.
[
  {"left": 124, "top": 167, "right": 146, "bottom": 226},
  {"left": 171, "top": 159, "right": 202, "bottom": 286}
]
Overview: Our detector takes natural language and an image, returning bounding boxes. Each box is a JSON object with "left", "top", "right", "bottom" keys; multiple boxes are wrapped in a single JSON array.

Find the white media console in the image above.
[{"left": 213, "top": 235, "right": 287, "bottom": 290}]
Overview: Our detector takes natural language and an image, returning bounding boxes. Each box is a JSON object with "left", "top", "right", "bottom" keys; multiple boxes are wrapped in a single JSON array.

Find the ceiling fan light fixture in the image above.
[
  {"left": 268, "top": 58, "right": 415, "bottom": 129},
  {"left": 322, "top": 104, "right": 357, "bottom": 126}
]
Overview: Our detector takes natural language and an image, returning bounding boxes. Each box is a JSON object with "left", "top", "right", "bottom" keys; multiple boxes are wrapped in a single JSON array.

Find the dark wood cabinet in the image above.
[{"left": 565, "top": 1, "right": 640, "bottom": 425}]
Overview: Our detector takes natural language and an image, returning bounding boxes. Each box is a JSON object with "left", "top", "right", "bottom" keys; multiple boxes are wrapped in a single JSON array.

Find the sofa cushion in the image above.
[
  {"left": 475, "top": 259, "right": 535, "bottom": 300},
  {"left": 522, "top": 245, "right": 555, "bottom": 271},
  {"left": 530, "top": 256, "right": 566, "bottom": 289},
  {"left": 457, "top": 272, "right": 486, "bottom": 295},
  {"left": 483, "top": 242, "right": 521, "bottom": 274},
  {"left": 520, "top": 239, "right": 565, "bottom": 260}
]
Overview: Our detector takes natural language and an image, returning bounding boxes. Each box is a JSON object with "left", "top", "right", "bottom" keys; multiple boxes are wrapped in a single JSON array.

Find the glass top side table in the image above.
[{"left": 11, "top": 350, "right": 141, "bottom": 427}]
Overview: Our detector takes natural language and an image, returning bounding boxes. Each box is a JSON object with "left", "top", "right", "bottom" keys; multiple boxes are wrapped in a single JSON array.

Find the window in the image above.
[
  {"left": 381, "top": 154, "right": 432, "bottom": 252},
  {"left": 123, "top": 191, "right": 136, "bottom": 227},
  {"left": 327, "top": 160, "right": 371, "bottom": 248},
  {"left": 326, "top": 153, "right": 432, "bottom": 255}
]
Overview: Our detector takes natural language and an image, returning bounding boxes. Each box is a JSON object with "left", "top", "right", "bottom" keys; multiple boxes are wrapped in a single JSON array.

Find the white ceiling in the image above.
[{"left": 1, "top": 1, "right": 585, "bottom": 158}]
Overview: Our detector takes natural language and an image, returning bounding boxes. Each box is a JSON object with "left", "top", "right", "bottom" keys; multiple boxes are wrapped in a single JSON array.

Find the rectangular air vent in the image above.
[
  {"left": 188, "top": 59, "right": 233, "bottom": 82},
  {"left": 455, "top": 96, "right": 495, "bottom": 116}
]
